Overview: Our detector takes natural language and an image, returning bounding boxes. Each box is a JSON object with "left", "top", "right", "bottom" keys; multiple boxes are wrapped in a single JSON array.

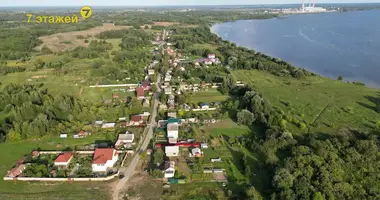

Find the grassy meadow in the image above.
[
  {"left": 232, "top": 70, "right": 380, "bottom": 134},
  {"left": 189, "top": 89, "right": 228, "bottom": 104}
]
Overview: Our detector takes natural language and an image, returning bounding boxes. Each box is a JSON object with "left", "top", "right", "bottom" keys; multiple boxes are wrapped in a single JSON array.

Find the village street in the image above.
[{"left": 112, "top": 72, "right": 162, "bottom": 200}]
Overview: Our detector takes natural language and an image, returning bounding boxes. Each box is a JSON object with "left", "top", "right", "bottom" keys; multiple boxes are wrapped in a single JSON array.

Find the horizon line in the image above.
[{"left": 1, "top": 2, "right": 379, "bottom": 8}]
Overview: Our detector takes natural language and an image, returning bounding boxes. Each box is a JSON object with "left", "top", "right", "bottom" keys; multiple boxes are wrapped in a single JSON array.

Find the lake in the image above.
[{"left": 211, "top": 10, "right": 380, "bottom": 87}]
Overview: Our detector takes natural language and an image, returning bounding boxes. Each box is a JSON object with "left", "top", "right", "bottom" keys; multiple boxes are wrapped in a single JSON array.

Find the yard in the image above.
[
  {"left": 189, "top": 89, "right": 228, "bottom": 104},
  {"left": 0, "top": 137, "right": 111, "bottom": 200},
  {"left": 232, "top": 70, "right": 380, "bottom": 135}
]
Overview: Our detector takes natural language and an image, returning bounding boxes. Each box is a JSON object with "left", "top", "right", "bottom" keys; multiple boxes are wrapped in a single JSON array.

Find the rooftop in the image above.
[
  {"left": 93, "top": 148, "right": 117, "bottom": 164},
  {"left": 54, "top": 152, "right": 73, "bottom": 163}
]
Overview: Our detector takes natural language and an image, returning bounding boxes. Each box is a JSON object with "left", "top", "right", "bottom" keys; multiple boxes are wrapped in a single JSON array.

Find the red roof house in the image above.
[
  {"left": 92, "top": 148, "right": 119, "bottom": 172},
  {"left": 141, "top": 82, "right": 151, "bottom": 91},
  {"left": 129, "top": 115, "right": 144, "bottom": 126},
  {"left": 54, "top": 152, "right": 73, "bottom": 167},
  {"left": 136, "top": 86, "right": 145, "bottom": 100}
]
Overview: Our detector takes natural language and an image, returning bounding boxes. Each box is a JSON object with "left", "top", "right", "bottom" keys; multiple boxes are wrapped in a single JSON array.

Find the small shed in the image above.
[
  {"left": 60, "top": 133, "right": 68, "bottom": 138},
  {"left": 200, "top": 143, "right": 209, "bottom": 149}
]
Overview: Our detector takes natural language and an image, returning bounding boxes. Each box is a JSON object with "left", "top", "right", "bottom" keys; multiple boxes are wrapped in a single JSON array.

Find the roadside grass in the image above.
[
  {"left": 232, "top": 70, "right": 380, "bottom": 135},
  {"left": 0, "top": 135, "right": 110, "bottom": 199},
  {"left": 189, "top": 89, "right": 228, "bottom": 104}
]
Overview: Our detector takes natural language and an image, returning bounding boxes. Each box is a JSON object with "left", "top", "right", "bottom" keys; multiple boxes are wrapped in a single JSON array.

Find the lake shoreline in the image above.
[{"left": 210, "top": 12, "right": 380, "bottom": 89}]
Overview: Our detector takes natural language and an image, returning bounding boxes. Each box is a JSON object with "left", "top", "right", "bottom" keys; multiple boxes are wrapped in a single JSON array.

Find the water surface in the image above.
[{"left": 212, "top": 10, "right": 380, "bottom": 87}]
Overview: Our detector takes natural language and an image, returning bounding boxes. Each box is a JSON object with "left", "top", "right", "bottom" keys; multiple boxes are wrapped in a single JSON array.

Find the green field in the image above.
[
  {"left": 0, "top": 134, "right": 111, "bottom": 199},
  {"left": 232, "top": 70, "right": 380, "bottom": 134},
  {"left": 189, "top": 89, "right": 228, "bottom": 104}
]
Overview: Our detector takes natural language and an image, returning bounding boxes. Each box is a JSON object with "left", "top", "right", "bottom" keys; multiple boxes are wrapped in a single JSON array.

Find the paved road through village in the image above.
[{"left": 112, "top": 73, "right": 161, "bottom": 200}]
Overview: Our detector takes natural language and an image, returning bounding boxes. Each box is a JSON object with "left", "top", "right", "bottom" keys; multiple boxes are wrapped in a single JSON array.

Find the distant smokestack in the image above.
[{"left": 302, "top": 0, "right": 305, "bottom": 11}]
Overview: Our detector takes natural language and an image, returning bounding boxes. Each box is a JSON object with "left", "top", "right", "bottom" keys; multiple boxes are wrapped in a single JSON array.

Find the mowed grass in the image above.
[
  {"left": 189, "top": 89, "right": 228, "bottom": 104},
  {"left": 232, "top": 70, "right": 380, "bottom": 134},
  {"left": 0, "top": 134, "right": 110, "bottom": 199}
]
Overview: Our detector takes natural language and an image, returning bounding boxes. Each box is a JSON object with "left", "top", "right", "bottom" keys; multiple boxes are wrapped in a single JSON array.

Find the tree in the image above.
[
  {"left": 7, "top": 129, "right": 21, "bottom": 141},
  {"left": 337, "top": 76, "right": 343, "bottom": 81},
  {"left": 376, "top": 103, "right": 380, "bottom": 113},
  {"left": 151, "top": 84, "right": 158, "bottom": 93},
  {"left": 237, "top": 109, "right": 255, "bottom": 125},
  {"left": 294, "top": 70, "right": 305, "bottom": 79},
  {"left": 246, "top": 187, "right": 263, "bottom": 200},
  {"left": 153, "top": 149, "right": 164, "bottom": 166},
  {"left": 144, "top": 25, "right": 149, "bottom": 29}
]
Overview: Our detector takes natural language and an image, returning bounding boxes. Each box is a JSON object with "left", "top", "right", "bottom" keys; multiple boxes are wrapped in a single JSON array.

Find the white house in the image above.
[
  {"left": 190, "top": 148, "right": 202, "bottom": 157},
  {"left": 164, "top": 87, "right": 172, "bottom": 95},
  {"left": 164, "top": 161, "right": 175, "bottom": 178},
  {"left": 199, "top": 102, "right": 209, "bottom": 109},
  {"left": 165, "top": 146, "right": 179, "bottom": 157},
  {"left": 201, "top": 143, "right": 209, "bottom": 149},
  {"left": 54, "top": 152, "right": 73, "bottom": 167},
  {"left": 115, "top": 132, "right": 134, "bottom": 149},
  {"left": 207, "top": 54, "right": 216, "bottom": 59},
  {"left": 92, "top": 148, "right": 119, "bottom": 172},
  {"left": 101, "top": 123, "right": 116, "bottom": 129},
  {"left": 167, "top": 123, "right": 179, "bottom": 139},
  {"left": 60, "top": 133, "right": 68, "bottom": 138},
  {"left": 148, "top": 69, "right": 155, "bottom": 75}
]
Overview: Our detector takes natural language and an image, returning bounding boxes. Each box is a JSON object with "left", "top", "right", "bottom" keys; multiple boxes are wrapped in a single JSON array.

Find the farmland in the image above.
[{"left": 232, "top": 70, "right": 380, "bottom": 135}]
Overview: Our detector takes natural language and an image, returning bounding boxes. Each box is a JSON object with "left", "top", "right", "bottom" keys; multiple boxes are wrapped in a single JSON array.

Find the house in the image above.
[
  {"left": 164, "top": 87, "right": 172, "bottom": 95},
  {"left": 136, "top": 86, "right": 145, "bottom": 100},
  {"left": 165, "top": 146, "right": 179, "bottom": 157},
  {"left": 115, "top": 132, "right": 134, "bottom": 149},
  {"left": 164, "top": 75, "right": 172, "bottom": 82},
  {"left": 203, "top": 168, "right": 213, "bottom": 174},
  {"left": 101, "top": 123, "right": 116, "bottom": 129},
  {"left": 190, "top": 148, "right": 202, "bottom": 157},
  {"left": 77, "top": 130, "right": 89, "bottom": 138},
  {"left": 60, "top": 133, "right": 67, "bottom": 138},
  {"left": 129, "top": 115, "right": 144, "bottom": 126},
  {"left": 201, "top": 143, "right": 209, "bottom": 149},
  {"left": 148, "top": 69, "right": 155, "bottom": 75},
  {"left": 31, "top": 151, "right": 40, "bottom": 158},
  {"left": 141, "top": 81, "right": 151, "bottom": 91},
  {"left": 163, "top": 161, "right": 175, "bottom": 178},
  {"left": 211, "top": 157, "right": 222, "bottom": 162},
  {"left": 7, "top": 164, "right": 26, "bottom": 178},
  {"left": 207, "top": 54, "right": 216, "bottom": 59},
  {"left": 167, "top": 123, "right": 179, "bottom": 139},
  {"left": 92, "top": 148, "right": 119, "bottom": 172},
  {"left": 95, "top": 120, "right": 104, "bottom": 126},
  {"left": 199, "top": 102, "right": 209, "bottom": 109},
  {"left": 54, "top": 152, "right": 73, "bottom": 167},
  {"left": 167, "top": 112, "right": 177, "bottom": 119}
]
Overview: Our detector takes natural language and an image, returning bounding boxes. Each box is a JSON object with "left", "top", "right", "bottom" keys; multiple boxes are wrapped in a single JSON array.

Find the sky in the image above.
[{"left": 1, "top": 0, "right": 380, "bottom": 6}]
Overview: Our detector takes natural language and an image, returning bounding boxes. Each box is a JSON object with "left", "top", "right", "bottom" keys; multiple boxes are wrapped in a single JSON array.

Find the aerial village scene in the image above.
[{"left": 4, "top": 29, "right": 242, "bottom": 187}]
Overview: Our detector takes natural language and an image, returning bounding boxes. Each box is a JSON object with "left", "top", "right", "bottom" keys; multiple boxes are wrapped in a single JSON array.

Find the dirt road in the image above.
[{"left": 112, "top": 73, "right": 161, "bottom": 200}]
